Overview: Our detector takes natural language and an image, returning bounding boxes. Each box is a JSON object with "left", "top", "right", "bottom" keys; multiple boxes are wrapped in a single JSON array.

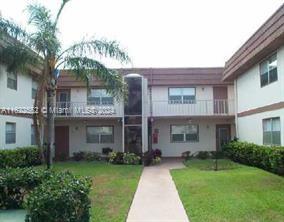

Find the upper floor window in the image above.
[
  {"left": 171, "top": 124, "right": 199, "bottom": 143},
  {"left": 260, "top": 53, "right": 277, "bottom": 87},
  {"left": 86, "top": 126, "right": 114, "bottom": 143},
  {"left": 263, "top": 117, "right": 281, "bottom": 146},
  {"left": 169, "top": 88, "right": 195, "bottom": 104},
  {"left": 32, "top": 79, "right": 38, "bottom": 99},
  {"left": 7, "top": 72, "right": 17, "bottom": 90},
  {"left": 6, "top": 122, "right": 16, "bottom": 144},
  {"left": 87, "top": 89, "right": 114, "bottom": 105}
]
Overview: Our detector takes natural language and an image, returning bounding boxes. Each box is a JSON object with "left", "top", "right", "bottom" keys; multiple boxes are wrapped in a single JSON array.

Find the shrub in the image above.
[
  {"left": 210, "top": 151, "right": 224, "bottom": 159},
  {"left": 152, "top": 157, "right": 161, "bottom": 165},
  {"left": 73, "top": 151, "right": 85, "bottom": 161},
  {"left": 224, "top": 141, "right": 284, "bottom": 175},
  {"left": 102, "top": 147, "right": 113, "bottom": 155},
  {"left": 73, "top": 151, "right": 102, "bottom": 161},
  {"left": 153, "top": 149, "right": 162, "bottom": 158},
  {"left": 108, "top": 152, "right": 124, "bottom": 164},
  {"left": 123, "top": 153, "right": 141, "bottom": 165},
  {"left": 196, "top": 151, "right": 210, "bottom": 159},
  {"left": 181, "top": 151, "right": 192, "bottom": 160},
  {"left": 142, "top": 151, "right": 153, "bottom": 166},
  {"left": 0, "top": 147, "right": 42, "bottom": 168},
  {"left": 25, "top": 172, "right": 91, "bottom": 222},
  {"left": 0, "top": 168, "right": 52, "bottom": 209}
]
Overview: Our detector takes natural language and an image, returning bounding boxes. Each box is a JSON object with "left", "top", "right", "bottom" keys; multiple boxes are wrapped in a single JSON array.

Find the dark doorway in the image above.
[
  {"left": 213, "top": 87, "right": 228, "bottom": 114},
  {"left": 216, "top": 124, "right": 231, "bottom": 151},
  {"left": 124, "top": 126, "right": 142, "bottom": 155},
  {"left": 55, "top": 126, "right": 69, "bottom": 161}
]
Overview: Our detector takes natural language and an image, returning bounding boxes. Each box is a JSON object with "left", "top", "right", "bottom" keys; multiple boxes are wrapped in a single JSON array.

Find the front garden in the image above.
[
  {"left": 0, "top": 147, "right": 143, "bottom": 222},
  {"left": 172, "top": 159, "right": 284, "bottom": 222}
]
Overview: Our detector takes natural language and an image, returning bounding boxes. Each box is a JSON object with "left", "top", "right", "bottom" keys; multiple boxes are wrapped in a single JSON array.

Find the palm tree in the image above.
[{"left": 0, "top": 0, "right": 130, "bottom": 168}]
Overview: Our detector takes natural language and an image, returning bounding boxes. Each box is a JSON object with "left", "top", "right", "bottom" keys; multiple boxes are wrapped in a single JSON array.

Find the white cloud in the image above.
[{"left": 0, "top": 0, "right": 283, "bottom": 68}]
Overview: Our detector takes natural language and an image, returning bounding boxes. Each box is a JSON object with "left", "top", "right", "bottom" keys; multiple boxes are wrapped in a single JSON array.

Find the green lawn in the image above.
[
  {"left": 51, "top": 161, "right": 142, "bottom": 222},
  {"left": 171, "top": 159, "right": 284, "bottom": 222}
]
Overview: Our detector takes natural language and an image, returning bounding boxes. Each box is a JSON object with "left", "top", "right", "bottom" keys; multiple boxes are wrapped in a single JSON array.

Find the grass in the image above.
[
  {"left": 50, "top": 161, "right": 142, "bottom": 222},
  {"left": 171, "top": 159, "right": 284, "bottom": 222}
]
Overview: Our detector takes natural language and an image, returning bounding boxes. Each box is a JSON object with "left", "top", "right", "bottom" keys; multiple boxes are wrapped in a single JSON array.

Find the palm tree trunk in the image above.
[{"left": 46, "top": 87, "right": 55, "bottom": 169}]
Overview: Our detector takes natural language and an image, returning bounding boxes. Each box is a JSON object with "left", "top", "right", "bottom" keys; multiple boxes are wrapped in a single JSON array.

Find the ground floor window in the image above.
[
  {"left": 31, "top": 125, "right": 36, "bottom": 145},
  {"left": 86, "top": 126, "right": 114, "bottom": 143},
  {"left": 171, "top": 124, "right": 199, "bottom": 142},
  {"left": 6, "top": 122, "right": 16, "bottom": 144},
  {"left": 263, "top": 117, "right": 281, "bottom": 146}
]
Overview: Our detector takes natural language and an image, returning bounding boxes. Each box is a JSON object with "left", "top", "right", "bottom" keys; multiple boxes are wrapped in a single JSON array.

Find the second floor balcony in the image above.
[
  {"left": 54, "top": 102, "right": 123, "bottom": 118},
  {"left": 151, "top": 99, "right": 235, "bottom": 117}
]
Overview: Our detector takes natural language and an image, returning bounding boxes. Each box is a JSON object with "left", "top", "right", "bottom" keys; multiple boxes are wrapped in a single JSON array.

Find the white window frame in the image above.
[
  {"left": 170, "top": 124, "right": 199, "bottom": 143},
  {"left": 263, "top": 117, "right": 281, "bottom": 146},
  {"left": 86, "top": 126, "right": 114, "bottom": 144},
  {"left": 6, "top": 122, "right": 16, "bottom": 144},
  {"left": 32, "top": 79, "right": 38, "bottom": 99},
  {"left": 7, "top": 72, "right": 17, "bottom": 90},
  {"left": 168, "top": 87, "right": 196, "bottom": 104},
  {"left": 260, "top": 53, "right": 278, "bottom": 87},
  {"left": 87, "top": 88, "right": 114, "bottom": 105}
]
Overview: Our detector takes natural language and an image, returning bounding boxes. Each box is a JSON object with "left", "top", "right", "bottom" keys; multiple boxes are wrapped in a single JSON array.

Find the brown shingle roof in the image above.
[
  {"left": 223, "top": 3, "right": 284, "bottom": 81},
  {"left": 57, "top": 67, "right": 232, "bottom": 88}
]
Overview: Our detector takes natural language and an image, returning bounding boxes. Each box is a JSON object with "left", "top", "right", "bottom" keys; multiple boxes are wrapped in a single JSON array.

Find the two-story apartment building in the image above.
[
  {"left": 1, "top": 3, "right": 284, "bottom": 158},
  {"left": 223, "top": 4, "right": 284, "bottom": 147},
  {"left": 54, "top": 68, "right": 235, "bottom": 158},
  {"left": 0, "top": 64, "right": 39, "bottom": 148}
]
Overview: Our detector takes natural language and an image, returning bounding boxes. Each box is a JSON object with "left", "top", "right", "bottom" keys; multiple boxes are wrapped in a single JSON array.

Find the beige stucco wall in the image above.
[
  {"left": 237, "top": 108, "right": 284, "bottom": 146},
  {"left": 152, "top": 118, "right": 235, "bottom": 157},
  {"left": 0, "top": 115, "right": 33, "bottom": 149},
  {"left": 55, "top": 118, "right": 123, "bottom": 156},
  {"left": 236, "top": 46, "right": 284, "bottom": 113}
]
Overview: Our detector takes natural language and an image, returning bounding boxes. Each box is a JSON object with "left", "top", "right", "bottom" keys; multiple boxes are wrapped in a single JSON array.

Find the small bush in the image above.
[
  {"left": 152, "top": 157, "right": 161, "bottom": 165},
  {"left": 0, "top": 168, "right": 52, "bottom": 209},
  {"left": 73, "top": 151, "right": 102, "bottom": 161},
  {"left": 108, "top": 152, "right": 124, "bottom": 164},
  {"left": 73, "top": 151, "right": 85, "bottom": 161},
  {"left": 210, "top": 151, "right": 224, "bottom": 159},
  {"left": 0, "top": 147, "right": 42, "bottom": 168},
  {"left": 123, "top": 153, "right": 141, "bottom": 165},
  {"left": 142, "top": 151, "right": 153, "bottom": 166},
  {"left": 153, "top": 149, "right": 162, "bottom": 158},
  {"left": 25, "top": 172, "right": 91, "bottom": 222},
  {"left": 182, "top": 151, "right": 192, "bottom": 160},
  {"left": 196, "top": 151, "right": 210, "bottom": 159},
  {"left": 102, "top": 147, "right": 113, "bottom": 155},
  {"left": 224, "top": 141, "right": 284, "bottom": 175}
]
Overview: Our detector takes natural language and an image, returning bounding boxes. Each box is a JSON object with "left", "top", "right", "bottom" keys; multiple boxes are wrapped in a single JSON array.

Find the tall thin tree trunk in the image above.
[{"left": 46, "top": 87, "right": 55, "bottom": 169}]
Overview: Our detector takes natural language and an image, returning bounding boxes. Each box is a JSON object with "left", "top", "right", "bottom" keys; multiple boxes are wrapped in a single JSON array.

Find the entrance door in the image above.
[
  {"left": 216, "top": 124, "right": 231, "bottom": 151},
  {"left": 213, "top": 87, "right": 228, "bottom": 114},
  {"left": 55, "top": 126, "right": 69, "bottom": 160},
  {"left": 124, "top": 126, "right": 142, "bottom": 155}
]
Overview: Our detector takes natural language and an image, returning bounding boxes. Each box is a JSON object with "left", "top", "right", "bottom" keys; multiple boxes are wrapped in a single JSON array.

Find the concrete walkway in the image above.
[{"left": 127, "top": 158, "right": 189, "bottom": 222}]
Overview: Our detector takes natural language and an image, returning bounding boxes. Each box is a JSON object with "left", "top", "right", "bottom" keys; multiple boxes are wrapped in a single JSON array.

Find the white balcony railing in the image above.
[
  {"left": 55, "top": 102, "right": 123, "bottom": 117},
  {"left": 151, "top": 99, "right": 235, "bottom": 117}
]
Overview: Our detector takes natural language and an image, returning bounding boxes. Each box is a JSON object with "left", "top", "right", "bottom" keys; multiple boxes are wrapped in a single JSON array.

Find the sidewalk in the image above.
[{"left": 127, "top": 158, "right": 189, "bottom": 222}]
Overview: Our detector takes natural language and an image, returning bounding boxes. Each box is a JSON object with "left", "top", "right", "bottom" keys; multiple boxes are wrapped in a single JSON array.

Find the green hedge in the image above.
[
  {"left": 25, "top": 172, "right": 91, "bottom": 222},
  {"left": 224, "top": 141, "right": 284, "bottom": 175},
  {"left": 0, "top": 147, "right": 42, "bottom": 168},
  {"left": 0, "top": 168, "right": 51, "bottom": 209},
  {"left": 0, "top": 168, "right": 91, "bottom": 222}
]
